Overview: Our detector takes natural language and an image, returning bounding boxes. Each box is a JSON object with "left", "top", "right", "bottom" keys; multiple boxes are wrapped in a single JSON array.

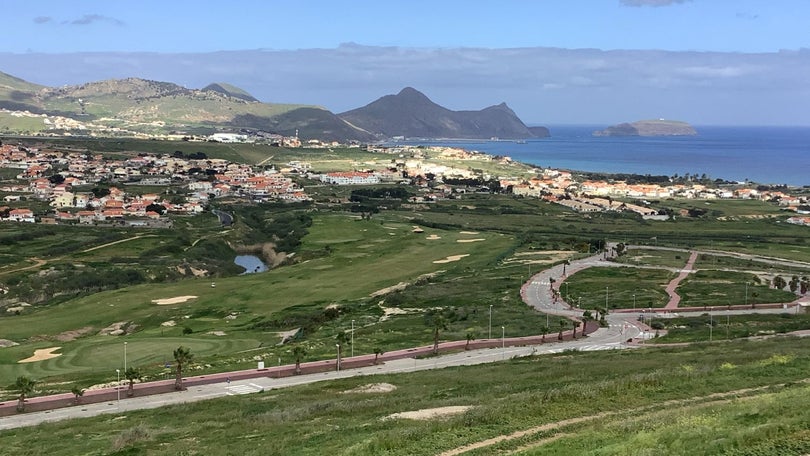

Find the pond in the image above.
[{"left": 234, "top": 255, "right": 268, "bottom": 274}]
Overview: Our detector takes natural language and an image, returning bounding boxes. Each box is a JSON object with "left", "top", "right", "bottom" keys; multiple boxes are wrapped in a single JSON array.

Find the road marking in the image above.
[{"left": 225, "top": 383, "right": 265, "bottom": 395}]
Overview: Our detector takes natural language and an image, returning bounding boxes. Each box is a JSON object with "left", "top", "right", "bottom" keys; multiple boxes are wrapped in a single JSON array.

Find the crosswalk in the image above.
[
  {"left": 545, "top": 343, "right": 622, "bottom": 354},
  {"left": 225, "top": 383, "right": 265, "bottom": 395}
]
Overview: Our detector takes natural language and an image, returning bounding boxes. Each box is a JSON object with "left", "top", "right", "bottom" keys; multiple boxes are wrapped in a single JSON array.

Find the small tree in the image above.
[
  {"left": 14, "top": 376, "right": 36, "bottom": 412},
  {"left": 541, "top": 325, "right": 549, "bottom": 343},
  {"left": 572, "top": 320, "right": 581, "bottom": 339},
  {"left": 558, "top": 319, "right": 566, "bottom": 341},
  {"left": 424, "top": 310, "right": 448, "bottom": 355},
  {"left": 124, "top": 367, "right": 142, "bottom": 397},
  {"left": 465, "top": 332, "right": 475, "bottom": 350},
  {"left": 292, "top": 345, "right": 307, "bottom": 375},
  {"left": 71, "top": 385, "right": 85, "bottom": 405},
  {"left": 373, "top": 347, "right": 384, "bottom": 365},
  {"left": 173, "top": 346, "right": 193, "bottom": 390}
]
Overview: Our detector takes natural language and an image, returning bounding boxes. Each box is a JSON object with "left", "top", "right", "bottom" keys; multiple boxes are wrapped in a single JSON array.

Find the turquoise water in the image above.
[{"left": 389, "top": 126, "right": 810, "bottom": 186}]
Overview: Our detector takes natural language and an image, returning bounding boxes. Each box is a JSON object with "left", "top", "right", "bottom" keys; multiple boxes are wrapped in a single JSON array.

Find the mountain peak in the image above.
[
  {"left": 340, "top": 88, "right": 539, "bottom": 139},
  {"left": 203, "top": 82, "right": 258, "bottom": 102}
]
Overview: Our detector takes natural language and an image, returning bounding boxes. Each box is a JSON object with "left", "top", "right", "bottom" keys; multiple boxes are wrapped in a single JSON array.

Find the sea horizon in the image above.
[{"left": 388, "top": 125, "right": 810, "bottom": 187}]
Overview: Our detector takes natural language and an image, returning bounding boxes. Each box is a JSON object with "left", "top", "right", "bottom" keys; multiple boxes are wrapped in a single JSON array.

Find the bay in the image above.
[{"left": 389, "top": 126, "right": 810, "bottom": 187}]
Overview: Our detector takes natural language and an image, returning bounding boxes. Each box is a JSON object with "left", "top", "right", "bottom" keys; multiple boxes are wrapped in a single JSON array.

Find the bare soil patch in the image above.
[
  {"left": 19, "top": 347, "right": 62, "bottom": 363},
  {"left": 152, "top": 295, "right": 198, "bottom": 305},
  {"left": 386, "top": 405, "right": 473, "bottom": 421},
  {"left": 459, "top": 231, "right": 480, "bottom": 235},
  {"left": 55, "top": 326, "right": 94, "bottom": 342},
  {"left": 0, "top": 339, "right": 18, "bottom": 348},
  {"left": 343, "top": 383, "right": 397, "bottom": 394}
]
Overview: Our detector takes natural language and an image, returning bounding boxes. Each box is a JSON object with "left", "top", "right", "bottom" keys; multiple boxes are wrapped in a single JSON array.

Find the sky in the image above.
[{"left": 2, "top": 0, "right": 809, "bottom": 125}]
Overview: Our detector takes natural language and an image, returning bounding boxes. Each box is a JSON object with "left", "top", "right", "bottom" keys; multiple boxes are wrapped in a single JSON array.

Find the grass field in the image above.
[
  {"left": 650, "top": 312, "right": 810, "bottom": 343},
  {"left": 562, "top": 266, "right": 675, "bottom": 310},
  {"left": 1, "top": 338, "right": 809, "bottom": 455}
]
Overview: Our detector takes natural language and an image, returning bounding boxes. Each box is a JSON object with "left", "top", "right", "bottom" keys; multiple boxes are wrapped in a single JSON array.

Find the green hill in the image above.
[{"left": 0, "top": 72, "right": 371, "bottom": 140}]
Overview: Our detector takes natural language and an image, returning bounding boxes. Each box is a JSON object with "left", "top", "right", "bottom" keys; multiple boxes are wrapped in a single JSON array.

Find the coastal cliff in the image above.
[{"left": 593, "top": 119, "right": 697, "bottom": 137}]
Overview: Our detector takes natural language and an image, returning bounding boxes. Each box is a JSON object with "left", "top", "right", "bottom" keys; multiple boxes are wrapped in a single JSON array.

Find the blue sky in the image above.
[
  {"left": 2, "top": 1, "right": 809, "bottom": 125},
  {"left": 6, "top": 0, "right": 808, "bottom": 53}
]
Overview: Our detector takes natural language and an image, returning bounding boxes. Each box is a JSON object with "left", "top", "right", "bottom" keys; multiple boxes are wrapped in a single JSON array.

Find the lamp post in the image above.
[
  {"left": 745, "top": 282, "right": 749, "bottom": 306},
  {"left": 116, "top": 369, "right": 120, "bottom": 406},
  {"left": 351, "top": 320, "right": 355, "bottom": 358},
  {"left": 605, "top": 287, "right": 609, "bottom": 311},
  {"left": 335, "top": 344, "right": 340, "bottom": 372},
  {"left": 633, "top": 294, "right": 636, "bottom": 311},
  {"left": 709, "top": 313, "right": 713, "bottom": 342},
  {"left": 501, "top": 326, "right": 505, "bottom": 358},
  {"left": 489, "top": 305, "right": 493, "bottom": 339},
  {"left": 124, "top": 341, "right": 127, "bottom": 372},
  {"left": 564, "top": 282, "right": 569, "bottom": 301}
]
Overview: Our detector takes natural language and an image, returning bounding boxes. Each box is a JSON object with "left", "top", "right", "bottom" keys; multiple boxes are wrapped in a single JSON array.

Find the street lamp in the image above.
[
  {"left": 335, "top": 344, "right": 340, "bottom": 372},
  {"left": 501, "top": 326, "right": 505, "bottom": 358},
  {"left": 124, "top": 341, "right": 127, "bottom": 372},
  {"left": 351, "top": 320, "right": 355, "bottom": 358},
  {"left": 709, "top": 313, "right": 713, "bottom": 342},
  {"left": 116, "top": 369, "right": 120, "bottom": 406},
  {"left": 605, "top": 287, "right": 609, "bottom": 311},
  {"left": 489, "top": 305, "right": 493, "bottom": 339},
  {"left": 564, "top": 282, "right": 569, "bottom": 301},
  {"left": 633, "top": 294, "right": 636, "bottom": 310},
  {"left": 745, "top": 282, "right": 749, "bottom": 306}
]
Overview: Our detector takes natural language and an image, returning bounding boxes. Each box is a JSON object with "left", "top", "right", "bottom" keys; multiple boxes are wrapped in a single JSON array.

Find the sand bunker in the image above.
[
  {"left": 426, "top": 234, "right": 442, "bottom": 240},
  {"left": 459, "top": 231, "right": 479, "bottom": 235},
  {"left": 456, "top": 239, "right": 485, "bottom": 243},
  {"left": 344, "top": 383, "right": 398, "bottom": 394},
  {"left": 19, "top": 347, "right": 62, "bottom": 363},
  {"left": 152, "top": 295, "right": 198, "bottom": 305},
  {"left": 434, "top": 254, "right": 470, "bottom": 264},
  {"left": 386, "top": 405, "right": 473, "bottom": 421}
]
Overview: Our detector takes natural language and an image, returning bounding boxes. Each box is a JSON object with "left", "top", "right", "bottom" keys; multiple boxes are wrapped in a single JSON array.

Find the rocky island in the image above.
[{"left": 593, "top": 119, "right": 697, "bottom": 137}]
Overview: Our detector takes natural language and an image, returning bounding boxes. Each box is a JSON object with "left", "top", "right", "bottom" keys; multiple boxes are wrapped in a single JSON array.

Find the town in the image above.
[{"left": 0, "top": 140, "right": 807, "bottom": 226}]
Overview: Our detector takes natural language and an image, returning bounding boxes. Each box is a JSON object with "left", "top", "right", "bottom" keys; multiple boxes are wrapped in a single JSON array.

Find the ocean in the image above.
[{"left": 388, "top": 126, "right": 810, "bottom": 187}]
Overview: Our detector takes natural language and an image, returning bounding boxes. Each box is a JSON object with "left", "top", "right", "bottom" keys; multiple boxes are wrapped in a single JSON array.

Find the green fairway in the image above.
[{"left": 563, "top": 266, "right": 675, "bottom": 310}]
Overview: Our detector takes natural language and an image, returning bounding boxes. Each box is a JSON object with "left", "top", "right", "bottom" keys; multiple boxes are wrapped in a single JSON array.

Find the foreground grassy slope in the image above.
[{"left": 1, "top": 338, "right": 809, "bottom": 455}]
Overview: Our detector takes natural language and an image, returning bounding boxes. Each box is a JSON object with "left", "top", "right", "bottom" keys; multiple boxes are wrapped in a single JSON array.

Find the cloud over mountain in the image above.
[{"left": 1, "top": 44, "right": 808, "bottom": 125}]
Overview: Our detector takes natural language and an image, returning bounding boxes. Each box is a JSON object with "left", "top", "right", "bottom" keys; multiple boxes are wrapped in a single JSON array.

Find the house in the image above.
[{"left": 6, "top": 208, "right": 35, "bottom": 223}]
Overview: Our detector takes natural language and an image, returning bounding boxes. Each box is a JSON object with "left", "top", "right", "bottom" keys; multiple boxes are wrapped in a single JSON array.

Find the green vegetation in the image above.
[
  {"left": 678, "top": 270, "right": 797, "bottom": 308},
  {"left": 563, "top": 267, "right": 674, "bottom": 310},
  {"left": 650, "top": 312, "right": 810, "bottom": 343},
  {"left": 2, "top": 338, "right": 810, "bottom": 454}
]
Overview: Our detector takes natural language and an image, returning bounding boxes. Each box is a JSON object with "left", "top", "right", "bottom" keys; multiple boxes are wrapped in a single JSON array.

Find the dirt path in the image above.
[
  {"left": 663, "top": 251, "right": 698, "bottom": 310},
  {"left": 0, "top": 257, "right": 47, "bottom": 276},
  {"left": 438, "top": 379, "right": 809, "bottom": 456},
  {"left": 81, "top": 234, "right": 156, "bottom": 253}
]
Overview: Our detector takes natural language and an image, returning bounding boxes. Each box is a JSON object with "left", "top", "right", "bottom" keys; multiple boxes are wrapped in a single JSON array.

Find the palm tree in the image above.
[
  {"left": 572, "top": 320, "right": 581, "bottom": 339},
  {"left": 540, "top": 325, "right": 549, "bottom": 343},
  {"left": 425, "top": 311, "right": 448, "bottom": 355},
  {"left": 292, "top": 345, "right": 307, "bottom": 375},
  {"left": 173, "top": 346, "right": 193, "bottom": 390},
  {"left": 373, "top": 347, "right": 384, "bottom": 365},
  {"left": 558, "top": 319, "right": 566, "bottom": 341},
  {"left": 14, "top": 376, "right": 36, "bottom": 412},
  {"left": 70, "top": 385, "right": 85, "bottom": 405},
  {"left": 124, "top": 367, "right": 142, "bottom": 397},
  {"left": 465, "top": 332, "right": 475, "bottom": 350}
]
